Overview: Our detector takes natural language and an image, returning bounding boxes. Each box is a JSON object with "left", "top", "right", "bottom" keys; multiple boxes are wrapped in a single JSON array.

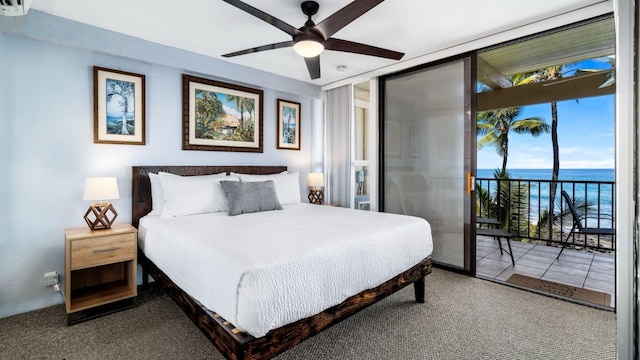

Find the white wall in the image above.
[{"left": 0, "top": 12, "right": 322, "bottom": 317}]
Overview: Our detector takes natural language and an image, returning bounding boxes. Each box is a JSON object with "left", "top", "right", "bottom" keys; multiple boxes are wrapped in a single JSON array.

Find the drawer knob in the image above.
[{"left": 92, "top": 247, "right": 118, "bottom": 253}]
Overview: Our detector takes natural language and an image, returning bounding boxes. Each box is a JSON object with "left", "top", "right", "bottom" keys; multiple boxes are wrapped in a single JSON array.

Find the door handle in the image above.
[{"left": 467, "top": 172, "right": 475, "bottom": 195}]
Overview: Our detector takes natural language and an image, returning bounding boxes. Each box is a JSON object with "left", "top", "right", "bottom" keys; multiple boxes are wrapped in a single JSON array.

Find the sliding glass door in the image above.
[{"left": 380, "top": 56, "right": 474, "bottom": 271}]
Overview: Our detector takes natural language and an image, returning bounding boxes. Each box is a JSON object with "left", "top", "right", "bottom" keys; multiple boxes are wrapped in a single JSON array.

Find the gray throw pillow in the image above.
[{"left": 220, "top": 180, "right": 283, "bottom": 216}]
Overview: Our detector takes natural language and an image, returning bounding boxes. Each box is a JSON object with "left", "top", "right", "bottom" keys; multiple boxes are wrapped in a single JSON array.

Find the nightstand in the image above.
[{"left": 64, "top": 223, "right": 137, "bottom": 325}]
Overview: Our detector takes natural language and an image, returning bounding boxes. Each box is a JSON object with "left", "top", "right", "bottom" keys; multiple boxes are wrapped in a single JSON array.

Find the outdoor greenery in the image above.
[
  {"left": 534, "top": 195, "right": 592, "bottom": 240},
  {"left": 477, "top": 107, "right": 550, "bottom": 174},
  {"left": 476, "top": 169, "right": 531, "bottom": 239},
  {"left": 511, "top": 67, "right": 564, "bottom": 229},
  {"left": 476, "top": 65, "right": 603, "bottom": 240}
]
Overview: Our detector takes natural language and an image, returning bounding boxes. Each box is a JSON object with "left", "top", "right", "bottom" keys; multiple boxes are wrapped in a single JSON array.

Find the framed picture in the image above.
[
  {"left": 94, "top": 67, "right": 145, "bottom": 145},
  {"left": 385, "top": 121, "right": 401, "bottom": 158},
  {"left": 182, "top": 75, "right": 263, "bottom": 153},
  {"left": 277, "top": 99, "right": 301, "bottom": 150},
  {"left": 410, "top": 128, "right": 419, "bottom": 157}
]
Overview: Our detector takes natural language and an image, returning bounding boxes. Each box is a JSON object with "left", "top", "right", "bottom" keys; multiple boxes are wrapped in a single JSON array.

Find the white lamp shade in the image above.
[
  {"left": 83, "top": 177, "right": 120, "bottom": 202},
  {"left": 307, "top": 173, "right": 325, "bottom": 187},
  {"left": 293, "top": 40, "right": 324, "bottom": 58}
]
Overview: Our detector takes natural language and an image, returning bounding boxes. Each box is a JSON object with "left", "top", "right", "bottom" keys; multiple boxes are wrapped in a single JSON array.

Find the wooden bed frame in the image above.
[{"left": 132, "top": 165, "right": 432, "bottom": 360}]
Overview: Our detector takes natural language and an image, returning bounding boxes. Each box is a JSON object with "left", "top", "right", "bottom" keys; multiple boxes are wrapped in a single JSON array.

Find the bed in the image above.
[{"left": 132, "top": 165, "right": 433, "bottom": 360}]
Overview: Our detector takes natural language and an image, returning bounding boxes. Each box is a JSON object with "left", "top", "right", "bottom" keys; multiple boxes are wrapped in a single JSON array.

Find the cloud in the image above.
[
  {"left": 509, "top": 158, "right": 552, "bottom": 169},
  {"left": 559, "top": 146, "right": 584, "bottom": 155},
  {"left": 222, "top": 104, "right": 252, "bottom": 119},
  {"left": 562, "top": 159, "right": 615, "bottom": 168},
  {"left": 223, "top": 104, "right": 240, "bottom": 118}
]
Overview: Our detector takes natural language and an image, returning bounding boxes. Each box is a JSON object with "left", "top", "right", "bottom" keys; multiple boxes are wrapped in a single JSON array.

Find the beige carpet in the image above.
[
  {"left": 0, "top": 269, "right": 616, "bottom": 359},
  {"left": 506, "top": 274, "right": 612, "bottom": 306}
]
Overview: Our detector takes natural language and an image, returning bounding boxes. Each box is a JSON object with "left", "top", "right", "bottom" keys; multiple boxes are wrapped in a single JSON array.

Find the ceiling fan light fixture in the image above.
[{"left": 293, "top": 39, "right": 324, "bottom": 58}]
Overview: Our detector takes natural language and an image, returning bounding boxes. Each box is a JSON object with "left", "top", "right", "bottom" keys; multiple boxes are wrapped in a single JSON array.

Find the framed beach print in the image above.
[
  {"left": 94, "top": 67, "right": 145, "bottom": 145},
  {"left": 276, "top": 99, "right": 301, "bottom": 150},
  {"left": 183, "top": 75, "right": 263, "bottom": 153}
]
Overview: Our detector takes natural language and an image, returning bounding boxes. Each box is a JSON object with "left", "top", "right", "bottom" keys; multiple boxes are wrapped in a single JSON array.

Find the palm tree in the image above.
[
  {"left": 226, "top": 95, "right": 254, "bottom": 130},
  {"left": 477, "top": 107, "right": 550, "bottom": 174},
  {"left": 511, "top": 65, "right": 571, "bottom": 239},
  {"left": 512, "top": 63, "right": 613, "bottom": 211},
  {"left": 106, "top": 80, "right": 135, "bottom": 135},
  {"left": 476, "top": 169, "right": 531, "bottom": 238},
  {"left": 511, "top": 66, "right": 562, "bottom": 184},
  {"left": 535, "top": 194, "right": 594, "bottom": 246}
]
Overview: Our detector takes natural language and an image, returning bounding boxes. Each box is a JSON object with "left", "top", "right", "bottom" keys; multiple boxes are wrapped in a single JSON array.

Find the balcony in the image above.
[
  {"left": 476, "top": 235, "right": 615, "bottom": 307},
  {"left": 475, "top": 177, "right": 615, "bottom": 308},
  {"left": 476, "top": 177, "right": 615, "bottom": 250}
]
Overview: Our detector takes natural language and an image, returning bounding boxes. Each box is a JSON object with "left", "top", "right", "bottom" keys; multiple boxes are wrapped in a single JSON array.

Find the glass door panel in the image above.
[{"left": 382, "top": 58, "right": 472, "bottom": 270}]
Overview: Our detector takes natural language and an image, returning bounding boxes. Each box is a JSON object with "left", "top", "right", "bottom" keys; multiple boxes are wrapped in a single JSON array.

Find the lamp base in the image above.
[
  {"left": 308, "top": 189, "right": 324, "bottom": 205},
  {"left": 84, "top": 203, "right": 118, "bottom": 230}
]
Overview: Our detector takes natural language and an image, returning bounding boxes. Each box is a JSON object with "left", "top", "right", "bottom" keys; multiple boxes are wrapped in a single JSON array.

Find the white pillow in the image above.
[
  {"left": 148, "top": 173, "right": 163, "bottom": 215},
  {"left": 230, "top": 170, "right": 287, "bottom": 177},
  {"left": 159, "top": 173, "right": 238, "bottom": 218},
  {"left": 148, "top": 172, "right": 226, "bottom": 215},
  {"left": 239, "top": 172, "right": 301, "bottom": 205}
]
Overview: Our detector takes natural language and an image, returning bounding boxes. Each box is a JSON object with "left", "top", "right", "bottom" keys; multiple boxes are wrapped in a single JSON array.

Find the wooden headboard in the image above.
[{"left": 131, "top": 165, "right": 288, "bottom": 227}]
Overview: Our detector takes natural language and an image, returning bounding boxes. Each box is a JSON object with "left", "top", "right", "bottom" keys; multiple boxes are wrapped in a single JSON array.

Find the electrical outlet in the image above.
[{"left": 43, "top": 271, "right": 58, "bottom": 287}]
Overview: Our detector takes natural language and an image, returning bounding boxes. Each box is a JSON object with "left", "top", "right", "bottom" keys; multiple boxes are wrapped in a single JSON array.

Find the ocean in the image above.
[
  {"left": 477, "top": 168, "right": 614, "bottom": 226},
  {"left": 477, "top": 168, "right": 614, "bottom": 182}
]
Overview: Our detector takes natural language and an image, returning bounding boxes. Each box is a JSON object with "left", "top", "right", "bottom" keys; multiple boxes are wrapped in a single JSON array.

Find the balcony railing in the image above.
[{"left": 476, "top": 177, "right": 615, "bottom": 252}]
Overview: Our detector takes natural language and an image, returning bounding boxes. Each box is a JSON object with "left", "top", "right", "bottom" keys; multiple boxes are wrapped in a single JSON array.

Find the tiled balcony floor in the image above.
[{"left": 476, "top": 235, "right": 615, "bottom": 308}]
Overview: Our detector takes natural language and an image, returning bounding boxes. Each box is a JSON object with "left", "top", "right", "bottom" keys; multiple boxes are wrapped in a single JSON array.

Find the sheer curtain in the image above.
[{"left": 324, "top": 85, "right": 352, "bottom": 207}]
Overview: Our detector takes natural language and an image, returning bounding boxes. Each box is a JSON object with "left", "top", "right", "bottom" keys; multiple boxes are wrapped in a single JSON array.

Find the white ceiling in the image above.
[{"left": 31, "top": 0, "right": 611, "bottom": 86}]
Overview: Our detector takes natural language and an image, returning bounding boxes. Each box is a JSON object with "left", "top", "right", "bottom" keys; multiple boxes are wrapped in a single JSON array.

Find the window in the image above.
[{"left": 352, "top": 80, "right": 378, "bottom": 210}]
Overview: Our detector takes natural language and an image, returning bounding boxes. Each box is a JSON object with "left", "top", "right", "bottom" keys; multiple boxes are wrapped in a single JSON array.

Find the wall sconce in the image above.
[
  {"left": 83, "top": 177, "right": 120, "bottom": 230},
  {"left": 307, "top": 173, "right": 325, "bottom": 205}
]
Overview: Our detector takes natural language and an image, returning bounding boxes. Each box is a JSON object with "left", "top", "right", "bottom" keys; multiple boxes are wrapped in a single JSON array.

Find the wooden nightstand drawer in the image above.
[{"left": 71, "top": 233, "right": 135, "bottom": 270}]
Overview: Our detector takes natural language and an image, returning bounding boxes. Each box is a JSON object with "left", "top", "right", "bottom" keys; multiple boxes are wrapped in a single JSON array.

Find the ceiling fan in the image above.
[{"left": 221, "top": 0, "right": 404, "bottom": 80}]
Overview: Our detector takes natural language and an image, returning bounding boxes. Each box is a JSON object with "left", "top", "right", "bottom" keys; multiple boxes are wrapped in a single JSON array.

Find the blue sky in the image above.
[
  {"left": 477, "top": 59, "right": 615, "bottom": 170},
  {"left": 215, "top": 93, "right": 253, "bottom": 119}
]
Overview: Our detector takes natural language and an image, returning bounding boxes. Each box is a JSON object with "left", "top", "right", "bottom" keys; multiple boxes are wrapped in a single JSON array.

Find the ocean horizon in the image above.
[
  {"left": 477, "top": 168, "right": 614, "bottom": 182},
  {"left": 476, "top": 168, "right": 614, "bottom": 225}
]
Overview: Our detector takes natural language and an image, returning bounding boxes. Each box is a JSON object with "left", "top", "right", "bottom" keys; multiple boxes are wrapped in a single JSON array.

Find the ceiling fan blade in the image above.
[
  {"left": 304, "top": 56, "right": 321, "bottom": 79},
  {"left": 222, "top": 0, "right": 301, "bottom": 37},
  {"left": 222, "top": 41, "right": 294, "bottom": 57},
  {"left": 315, "top": 0, "right": 384, "bottom": 39},
  {"left": 324, "top": 38, "right": 404, "bottom": 60}
]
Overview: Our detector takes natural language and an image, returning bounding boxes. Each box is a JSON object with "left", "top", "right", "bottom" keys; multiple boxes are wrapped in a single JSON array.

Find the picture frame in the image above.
[
  {"left": 410, "top": 128, "right": 419, "bottom": 158},
  {"left": 276, "top": 99, "right": 301, "bottom": 150},
  {"left": 183, "top": 74, "right": 263, "bottom": 153},
  {"left": 94, "top": 66, "right": 145, "bottom": 145},
  {"left": 385, "top": 121, "right": 401, "bottom": 158}
]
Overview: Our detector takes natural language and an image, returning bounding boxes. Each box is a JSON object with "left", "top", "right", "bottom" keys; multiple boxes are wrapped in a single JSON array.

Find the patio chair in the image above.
[{"left": 557, "top": 190, "right": 615, "bottom": 259}]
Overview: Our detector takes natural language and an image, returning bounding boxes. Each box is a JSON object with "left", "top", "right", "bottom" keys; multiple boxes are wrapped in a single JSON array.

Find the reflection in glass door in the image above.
[{"left": 381, "top": 57, "right": 473, "bottom": 271}]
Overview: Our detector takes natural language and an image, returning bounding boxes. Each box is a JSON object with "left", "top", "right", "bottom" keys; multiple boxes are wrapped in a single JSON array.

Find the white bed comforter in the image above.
[{"left": 138, "top": 203, "right": 433, "bottom": 337}]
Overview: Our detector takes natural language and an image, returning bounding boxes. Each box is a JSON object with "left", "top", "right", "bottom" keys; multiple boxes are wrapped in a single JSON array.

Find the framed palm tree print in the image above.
[
  {"left": 277, "top": 99, "right": 301, "bottom": 150},
  {"left": 94, "top": 67, "right": 145, "bottom": 145},
  {"left": 182, "top": 75, "right": 263, "bottom": 153}
]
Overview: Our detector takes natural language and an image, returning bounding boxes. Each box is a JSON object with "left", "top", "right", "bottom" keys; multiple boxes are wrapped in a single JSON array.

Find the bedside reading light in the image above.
[
  {"left": 307, "top": 173, "right": 325, "bottom": 205},
  {"left": 83, "top": 177, "right": 120, "bottom": 230}
]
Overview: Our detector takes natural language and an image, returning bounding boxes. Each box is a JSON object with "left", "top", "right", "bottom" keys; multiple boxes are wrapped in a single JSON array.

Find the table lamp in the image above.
[
  {"left": 307, "top": 173, "right": 325, "bottom": 205},
  {"left": 83, "top": 177, "right": 120, "bottom": 230}
]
